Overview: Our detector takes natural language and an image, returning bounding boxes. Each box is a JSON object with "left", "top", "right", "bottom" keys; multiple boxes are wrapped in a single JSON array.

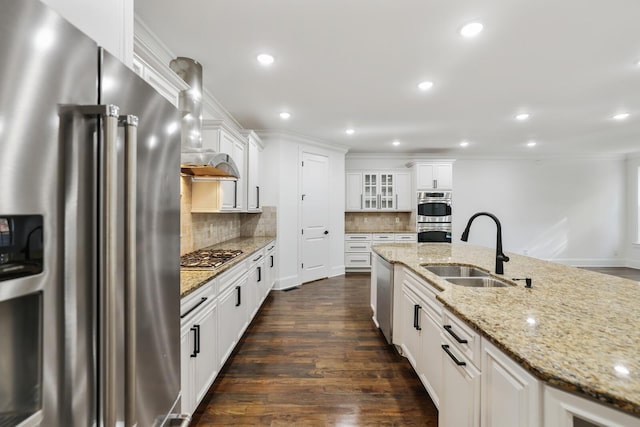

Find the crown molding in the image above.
[{"left": 256, "top": 129, "right": 350, "bottom": 154}]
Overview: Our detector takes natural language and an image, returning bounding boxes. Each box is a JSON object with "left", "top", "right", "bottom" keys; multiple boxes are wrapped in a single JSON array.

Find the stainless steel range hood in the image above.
[{"left": 170, "top": 57, "right": 240, "bottom": 179}]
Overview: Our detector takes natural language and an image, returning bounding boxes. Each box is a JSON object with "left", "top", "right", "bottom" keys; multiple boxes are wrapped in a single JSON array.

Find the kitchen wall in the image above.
[
  {"left": 261, "top": 132, "right": 347, "bottom": 289},
  {"left": 346, "top": 155, "right": 626, "bottom": 266},
  {"left": 180, "top": 177, "right": 277, "bottom": 255},
  {"left": 625, "top": 154, "right": 640, "bottom": 268}
]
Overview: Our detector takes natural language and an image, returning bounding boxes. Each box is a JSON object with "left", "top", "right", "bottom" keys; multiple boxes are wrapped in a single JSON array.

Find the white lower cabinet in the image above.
[
  {"left": 481, "top": 339, "right": 541, "bottom": 427},
  {"left": 440, "top": 334, "right": 481, "bottom": 427},
  {"left": 544, "top": 386, "right": 639, "bottom": 427},
  {"left": 419, "top": 308, "right": 442, "bottom": 408},
  {"left": 265, "top": 243, "right": 277, "bottom": 290},
  {"left": 400, "top": 285, "right": 422, "bottom": 369},
  {"left": 217, "top": 271, "right": 249, "bottom": 367},
  {"left": 247, "top": 249, "right": 266, "bottom": 319},
  {"left": 180, "top": 282, "right": 218, "bottom": 414}
]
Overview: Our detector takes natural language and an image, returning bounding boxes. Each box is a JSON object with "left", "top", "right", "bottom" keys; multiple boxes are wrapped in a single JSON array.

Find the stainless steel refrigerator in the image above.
[{"left": 0, "top": 0, "right": 183, "bottom": 425}]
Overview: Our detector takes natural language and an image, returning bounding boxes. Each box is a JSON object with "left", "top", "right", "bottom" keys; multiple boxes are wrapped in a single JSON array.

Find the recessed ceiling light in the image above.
[
  {"left": 418, "top": 81, "right": 434, "bottom": 91},
  {"left": 613, "top": 112, "right": 630, "bottom": 120},
  {"left": 257, "top": 53, "right": 274, "bottom": 66},
  {"left": 460, "top": 22, "right": 484, "bottom": 38},
  {"left": 459, "top": 141, "right": 469, "bottom": 147},
  {"left": 527, "top": 141, "right": 537, "bottom": 147},
  {"left": 515, "top": 113, "right": 530, "bottom": 121},
  {"left": 345, "top": 128, "right": 355, "bottom": 135},
  {"left": 279, "top": 112, "right": 291, "bottom": 120},
  {"left": 392, "top": 140, "right": 400, "bottom": 146}
]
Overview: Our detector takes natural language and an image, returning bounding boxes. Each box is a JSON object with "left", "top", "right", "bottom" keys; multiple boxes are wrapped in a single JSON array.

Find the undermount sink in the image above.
[
  {"left": 444, "top": 277, "right": 511, "bottom": 288},
  {"left": 422, "top": 264, "right": 489, "bottom": 278}
]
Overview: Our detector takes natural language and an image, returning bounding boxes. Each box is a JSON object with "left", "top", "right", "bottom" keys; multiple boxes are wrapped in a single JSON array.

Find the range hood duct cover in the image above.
[{"left": 170, "top": 57, "right": 239, "bottom": 179}]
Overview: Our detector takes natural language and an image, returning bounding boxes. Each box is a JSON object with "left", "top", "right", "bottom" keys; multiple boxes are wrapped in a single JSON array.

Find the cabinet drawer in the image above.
[
  {"left": 373, "top": 233, "right": 395, "bottom": 241},
  {"left": 345, "top": 233, "right": 372, "bottom": 241},
  {"left": 345, "top": 241, "right": 372, "bottom": 252},
  {"left": 394, "top": 233, "right": 416, "bottom": 242},
  {"left": 345, "top": 253, "right": 371, "bottom": 267},
  {"left": 442, "top": 308, "right": 481, "bottom": 368}
]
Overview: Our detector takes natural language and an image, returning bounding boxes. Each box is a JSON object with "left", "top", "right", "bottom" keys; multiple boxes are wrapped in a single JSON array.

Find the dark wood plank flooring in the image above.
[
  {"left": 581, "top": 266, "right": 640, "bottom": 281},
  {"left": 191, "top": 273, "right": 438, "bottom": 426}
]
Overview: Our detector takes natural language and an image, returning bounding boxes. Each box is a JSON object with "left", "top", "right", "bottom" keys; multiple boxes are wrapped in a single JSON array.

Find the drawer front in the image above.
[
  {"left": 442, "top": 309, "right": 481, "bottom": 368},
  {"left": 372, "top": 233, "right": 395, "bottom": 241},
  {"left": 345, "top": 233, "right": 372, "bottom": 241},
  {"left": 345, "top": 241, "right": 372, "bottom": 253},
  {"left": 345, "top": 252, "right": 371, "bottom": 267},
  {"left": 395, "top": 233, "right": 417, "bottom": 242}
]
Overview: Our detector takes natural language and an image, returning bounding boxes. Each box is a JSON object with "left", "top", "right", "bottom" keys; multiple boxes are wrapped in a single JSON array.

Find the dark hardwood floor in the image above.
[
  {"left": 581, "top": 266, "right": 640, "bottom": 281},
  {"left": 191, "top": 273, "right": 438, "bottom": 426}
]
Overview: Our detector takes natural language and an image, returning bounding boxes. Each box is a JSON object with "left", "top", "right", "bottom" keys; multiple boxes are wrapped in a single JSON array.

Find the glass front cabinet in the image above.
[{"left": 363, "top": 173, "right": 395, "bottom": 210}]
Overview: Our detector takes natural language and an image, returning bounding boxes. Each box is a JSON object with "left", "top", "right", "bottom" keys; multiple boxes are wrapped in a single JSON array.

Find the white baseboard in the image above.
[
  {"left": 549, "top": 258, "right": 625, "bottom": 267},
  {"left": 273, "top": 274, "right": 299, "bottom": 290},
  {"left": 625, "top": 258, "right": 640, "bottom": 269},
  {"left": 330, "top": 265, "right": 345, "bottom": 278}
]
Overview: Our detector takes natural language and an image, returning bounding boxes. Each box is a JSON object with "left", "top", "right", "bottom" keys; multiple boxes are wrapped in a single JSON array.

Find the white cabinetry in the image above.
[
  {"left": 217, "top": 261, "right": 249, "bottom": 366},
  {"left": 180, "top": 282, "right": 218, "bottom": 414},
  {"left": 345, "top": 171, "right": 412, "bottom": 212},
  {"left": 265, "top": 243, "right": 277, "bottom": 290},
  {"left": 132, "top": 55, "right": 186, "bottom": 107},
  {"left": 440, "top": 336, "right": 481, "bottom": 427},
  {"left": 247, "top": 249, "right": 266, "bottom": 319},
  {"left": 345, "top": 234, "right": 372, "bottom": 271},
  {"left": 481, "top": 339, "right": 541, "bottom": 427},
  {"left": 219, "top": 133, "right": 246, "bottom": 211},
  {"left": 415, "top": 163, "right": 453, "bottom": 190},
  {"left": 242, "top": 131, "right": 263, "bottom": 212},
  {"left": 544, "top": 386, "right": 639, "bottom": 427}
]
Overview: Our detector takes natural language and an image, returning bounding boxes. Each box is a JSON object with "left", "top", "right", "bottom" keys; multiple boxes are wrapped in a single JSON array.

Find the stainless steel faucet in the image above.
[{"left": 461, "top": 212, "right": 510, "bottom": 274}]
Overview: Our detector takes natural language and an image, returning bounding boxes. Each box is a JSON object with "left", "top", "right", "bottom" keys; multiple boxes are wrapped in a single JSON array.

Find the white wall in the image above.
[
  {"left": 262, "top": 133, "right": 346, "bottom": 289},
  {"left": 346, "top": 155, "right": 627, "bottom": 266},
  {"left": 42, "top": 0, "right": 133, "bottom": 66},
  {"left": 625, "top": 154, "right": 640, "bottom": 268}
]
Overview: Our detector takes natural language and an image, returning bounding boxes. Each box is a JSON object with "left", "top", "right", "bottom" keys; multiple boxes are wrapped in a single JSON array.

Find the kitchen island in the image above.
[{"left": 372, "top": 242, "right": 640, "bottom": 423}]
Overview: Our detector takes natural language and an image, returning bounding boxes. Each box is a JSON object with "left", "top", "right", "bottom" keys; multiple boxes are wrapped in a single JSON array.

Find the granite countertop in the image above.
[
  {"left": 372, "top": 242, "right": 640, "bottom": 417},
  {"left": 180, "top": 236, "right": 276, "bottom": 297}
]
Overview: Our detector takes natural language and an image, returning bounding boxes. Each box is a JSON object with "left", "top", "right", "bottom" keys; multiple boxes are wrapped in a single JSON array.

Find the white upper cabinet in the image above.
[
  {"left": 242, "top": 131, "right": 263, "bottom": 212},
  {"left": 415, "top": 163, "right": 453, "bottom": 190},
  {"left": 42, "top": 0, "right": 133, "bottom": 66},
  {"left": 132, "top": 55, "right": 187, "bottom": 107},
  {"left": 345, "top": 171, "right": 412, "bottom": 212}
]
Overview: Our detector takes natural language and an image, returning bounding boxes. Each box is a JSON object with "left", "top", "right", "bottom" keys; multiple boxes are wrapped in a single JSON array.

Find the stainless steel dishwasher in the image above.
[{"left": 374, "top": 253, "right": 394, "bottom": 344}]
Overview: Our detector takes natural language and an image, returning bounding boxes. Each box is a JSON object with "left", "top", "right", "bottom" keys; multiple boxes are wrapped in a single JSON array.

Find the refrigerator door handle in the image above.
[{"left": 121, "top": 114, "right": 139, "bottom": 427}]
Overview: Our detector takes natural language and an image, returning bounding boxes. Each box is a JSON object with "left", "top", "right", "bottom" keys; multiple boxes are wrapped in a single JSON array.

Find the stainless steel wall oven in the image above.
[{"left": 417, "top": 191, "right": 452, "bottom": 242}]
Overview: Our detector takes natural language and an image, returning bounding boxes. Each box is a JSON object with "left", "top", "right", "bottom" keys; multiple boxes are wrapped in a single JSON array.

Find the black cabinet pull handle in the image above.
[
  {"left": 257, "top": 266, "right": 262, "bottom": 282},
  {"left": 413, "top": 304, "right": 422, "bottom": 330},
  {"left": 442, "top": 344, "right": 466, "bottom": 366},
  {"left": 181, "top": 297, "right": 208, "bottom": 319},
  {"left": 444, "top": 325, "right": 468, "bottom": 343},
  {"left": 190, "top": 326, "right": 198, "bottom": 358},
  {"left": 256, "top": 186, "right": 260, "bottom": 208},
  {"left": 236, "top": 285, "right": 241, "bottom": 306},
  {"left": 194, "top": 324, "right": 201, "bottom": 355},
  {"left": 270, "top": 255, "right": 274, "bottom": 268},
  {"left": 252, "top": 254, "right": 263, "bottom": 262},
  {"left": 233, "top": 181, "right": 238, "bottom": 208}
]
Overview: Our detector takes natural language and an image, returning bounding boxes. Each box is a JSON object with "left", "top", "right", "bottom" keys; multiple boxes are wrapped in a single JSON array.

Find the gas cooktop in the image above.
[{"left": 180, "top": 249, "right": 243, "bottom": 269}]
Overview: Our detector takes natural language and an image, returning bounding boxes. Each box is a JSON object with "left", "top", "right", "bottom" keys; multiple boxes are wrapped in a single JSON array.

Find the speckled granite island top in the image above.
[
  {"left": 372, "top": 242, "right": 640, "bottom": 417},
  {"left": 180, "top": 237, "right": 275, "bottom": 297}
]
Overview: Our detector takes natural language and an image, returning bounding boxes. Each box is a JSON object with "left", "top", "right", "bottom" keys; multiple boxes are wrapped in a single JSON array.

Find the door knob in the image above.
[{"left": 324, "top": 230, "right": 329, "bottom": 235}]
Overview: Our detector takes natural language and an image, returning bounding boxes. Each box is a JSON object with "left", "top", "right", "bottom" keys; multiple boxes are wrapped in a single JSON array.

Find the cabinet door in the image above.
[
  {"left": 394, "top": 172, "right": 412, "bottom": 211},
  {"left": 217, "top": 278, "right": 248, "bottom": 366},
  {"left": 220, "top": 132, "right": 246, "bottom": 211},
  {"left": 420, "top": 310, "right": 442, "bottom": 409},
  {"left": 345, "top": 173, "right": 363, "bottom": 211},
  {"left": 440, "top": 337, "right": 480, "bottom": 427},
  {"left": 416, "top": 164, "right": 435, "bottom": 190},
  {"left": 247, "top": 139, "right": 261, "bottom": 211},
  {"left": 362, "top": 173, "right": 379, "bottom": 209},
  {"left": 481, "top": 339, "right": 540, "bottom": 427},
  {"left": 400, "top": 286, "right": 422, "bottom": 370},
  {"left": 193, "top": 303, "right": 218, "bottom": 405},
  {"left": 234, "top": 140, "right": 246, "bottom": 211},
  {"left": 180, "top": 325, "right": 196, "bottom": 414},
  {"left": 266, "top": 245, "right": 277, "bottom": 290},
  {"left": 379, "top": 173, "right": 395, "bottom": 210},
  {"left": 247, "top": 258, "right": 263, "bottom": 319},
  {"left": 434, "top": 164, "right": 453, "bottom": 189}
]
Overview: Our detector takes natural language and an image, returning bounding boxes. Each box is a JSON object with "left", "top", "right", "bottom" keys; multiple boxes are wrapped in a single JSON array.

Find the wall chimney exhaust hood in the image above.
[{"left": 170, "top": 57, "right": 240, "bottom": 179}]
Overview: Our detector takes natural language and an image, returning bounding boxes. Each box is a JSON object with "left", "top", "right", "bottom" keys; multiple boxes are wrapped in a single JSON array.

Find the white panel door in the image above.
[{"left": 300, "top": 152, "right": 330, "bottom": 284}]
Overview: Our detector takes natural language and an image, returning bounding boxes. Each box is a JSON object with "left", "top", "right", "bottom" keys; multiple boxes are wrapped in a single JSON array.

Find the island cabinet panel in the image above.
[
  {"left": 481, "top": 339, "right": 541, "bottom": 427},
  {"left": 419, "top": 308, "right": 442, "bottom": 408},
  {"left": 543, "top": 386, "right": 640, "bottom": 427},
  {"left": 440, "top": 333, "right": 481, "bottom": 427},
  {"left": 217, "top": 268, "right": 249, "bottom": 368},
  {"left": 400, "top": 285, "right": 423, "bottom": 369}
]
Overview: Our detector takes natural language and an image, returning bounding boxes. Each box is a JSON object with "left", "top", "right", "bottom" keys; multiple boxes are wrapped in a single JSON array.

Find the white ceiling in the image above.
[{"left": 134, "top": 0, "right": 640, "bottom": 156}]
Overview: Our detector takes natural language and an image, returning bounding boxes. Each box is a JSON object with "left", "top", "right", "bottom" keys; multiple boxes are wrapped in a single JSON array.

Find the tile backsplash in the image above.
[
  {"left": 345, "top": 212, "right": 415, "bottom": 232},
  {"left": 180, "top": 177, "right": 277, "bottom": 255}
]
